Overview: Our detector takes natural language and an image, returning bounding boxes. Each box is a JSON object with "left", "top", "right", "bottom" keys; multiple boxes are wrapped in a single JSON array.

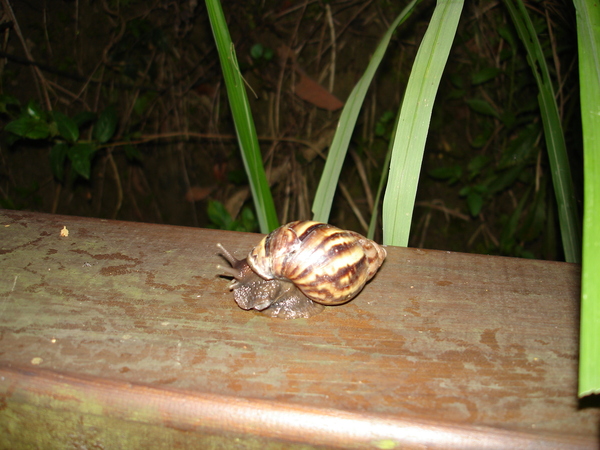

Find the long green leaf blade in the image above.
[
  {"left": 206, "top": 0, "right": 278, "bottom": 233},
  {"left": 311, "top": 0, "right": 420, "bottom": 223},
  {"left": 382, "top": 0, "right": 464, "bottom": 246},
  {"left": 504, "top": 0, "right": 581, "bottom": 263},
  {"left": 574, "top": 0, "right": 600, "bottom": 397},
  {"left": 367, "top": 117, "right": 397, "bottom": 241}
]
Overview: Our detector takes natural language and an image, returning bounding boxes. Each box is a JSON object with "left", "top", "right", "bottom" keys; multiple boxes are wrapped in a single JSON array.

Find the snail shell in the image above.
[{"left": 217, "top": 221, "right": 386, "bottom": 319}]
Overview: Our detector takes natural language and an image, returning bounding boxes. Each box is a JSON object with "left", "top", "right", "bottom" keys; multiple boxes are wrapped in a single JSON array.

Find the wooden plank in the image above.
[
  {"left": 0, "top": 210, "right": 597, "bottom": 448},
  {"left": 0, "top": 365, "right": 591, "bottom": 449}
]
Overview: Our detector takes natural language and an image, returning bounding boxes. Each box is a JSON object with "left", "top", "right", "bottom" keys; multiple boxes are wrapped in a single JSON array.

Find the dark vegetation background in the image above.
[{"left": 0, "top": 0, "right": 581, "bottom": 260}]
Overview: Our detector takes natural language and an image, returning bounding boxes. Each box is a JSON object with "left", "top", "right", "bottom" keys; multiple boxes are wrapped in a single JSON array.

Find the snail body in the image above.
[{"left": 217, "top": 221, "right": 386, "bottom": 319}]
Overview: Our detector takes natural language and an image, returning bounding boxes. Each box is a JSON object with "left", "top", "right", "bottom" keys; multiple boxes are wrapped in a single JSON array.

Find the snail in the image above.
[{"left": 217, "top": 220, "right": 387, "bottom": 319}]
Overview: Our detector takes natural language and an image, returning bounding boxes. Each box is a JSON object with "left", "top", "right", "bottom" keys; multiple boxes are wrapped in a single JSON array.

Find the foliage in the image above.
[
  {"left": 574, "top": 0, "right": 600, "bottom": 397},
  {"left": 504, "top": 0, "right": 581, "bottom": 263},
  {"left": 311, "top": 0, "right": 420, "bottom": 225},
  {"left": 422, "top": 2, "right": 580, "bottom": 259},
  {"left": 1, "top": 97, "right": 122, "bottom": 181},
  {"left": 382, "top": 0, "right": 464, "bottom": 246},
  {"left": 207, "top": 200, "right": 257, "bottom": 232},
  {"left": 207, "top": 0, "right": 279, "bottom": 233},
  {"left": 0, "top": 1, "right": 585, "bottom": 259}
]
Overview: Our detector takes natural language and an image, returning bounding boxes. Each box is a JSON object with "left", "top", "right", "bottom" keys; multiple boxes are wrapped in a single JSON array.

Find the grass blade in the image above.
[
  {"left": 311, "top": 0, "right": 420, "bottom": 224},
  {"left": 504, "top": 0, "right": 581, "bottom": 263},
  {"left": 367, "top": 122, "right": 395, "bottom": 241},
  {"left": 206, "top": 0, "right": 279, "bottom": 233},
  {"left": 382, "top": 0, "right": 464, "bottom": 246},
  {"left": 574, "top": 0, "right": 600, "bottom": 397}
]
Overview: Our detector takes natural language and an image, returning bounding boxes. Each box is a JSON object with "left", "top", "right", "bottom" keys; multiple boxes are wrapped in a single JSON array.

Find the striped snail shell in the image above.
[{"left": 217, "top": 221, "right": 386, "bottom": 319}]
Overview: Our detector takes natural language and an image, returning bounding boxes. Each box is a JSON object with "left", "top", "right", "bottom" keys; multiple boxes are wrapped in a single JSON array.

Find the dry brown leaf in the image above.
[
  {"left": 185, "top": 186, "right": 213, "bottom": 202},
  {"left": 295, "top": 74, "right": 344, "bottom": 111}
]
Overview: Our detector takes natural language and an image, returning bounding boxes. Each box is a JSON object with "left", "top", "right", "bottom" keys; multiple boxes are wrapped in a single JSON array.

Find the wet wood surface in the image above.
[{"left": 0, "top": 210, "right": 597, "bottom": 448}]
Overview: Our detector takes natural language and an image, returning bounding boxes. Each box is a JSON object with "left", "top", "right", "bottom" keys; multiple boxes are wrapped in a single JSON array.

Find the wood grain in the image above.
[{"left": 0, "top": 210, "right": 597, "bottom": 448}]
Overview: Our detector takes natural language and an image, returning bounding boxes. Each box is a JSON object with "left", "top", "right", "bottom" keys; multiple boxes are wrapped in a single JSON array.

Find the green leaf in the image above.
[
  {"left": 465, "top": 98, "right": 500, "bottom": 118},
  {"left": 466, "top": 191, "right": 483, "bottom": 216},
  {"left": 206, "top": 0, "right": 279, "bottom": 233},
  {"left": 519, "top": 181, "right": 547, "bottom": 241},
  {"left": 25, "top": 100, "right": 45, "bottom": 120},
  {"left": 382, "top": 0, "right": 464, "bottom": 245},
  {"left": 263, "top": 47, "right": 274, "bottom": 61},
  {"left": 448, "top": 73, "right": 464, "bottom": 89},
  {"left": 313, "top": 0, "right": 420, "bottom": 223},
  {"left": 0, "top": 94, "right": 20, "bottom": 115},
  {"left": 375, "top": 110, "right": 395, "bottom": 136},
  {"left": 50, "top": 143, "right": 69, "bottom": 181},
  {"left": 498, "top": 25, "right": 517, "bottom": 50},
  {"left": 500, "top": 188, "right": 531, "bottom": 254},
  {"left": 498, "top": 122, "right": 539, "bottom": 168},
  {"left": 133, "top": 92, "right": 158, "bottom": 116},
  {"left": 0, "top": 194, "right": 17, "bottom": 210},
  {"left": 472, "top": 184, "right": 488, "bottom": 195},
  {"left": 51, "top": 111, "right": 79, "bottom": 142},
  {"left": 447, "top": 88, "right": 466, "bottom": 100},
  {"left": 379, "top": 110, "right": 395, "bottom": 123},
  {"left": 574, "top": 0, "right": 600, "bottom": 396},
  {"left": 505, "top": 0, "right": 581, "bottom": 263},
  {"left": 471, "top": 67, "right": 500, "bottom": 85},
  {"left": 471, "top": 136, "right": 487, "bottom": 148},
  {"left": 467, "top": 155, "right": 490, "bottom": 178},
  {"left": 368, "top": 127, "right": 395, "bottom": 240},
  {"left": 124, "top": 144, "right": 143, "bottom": 162},
  {"left": 428, "top": 165, "right": 462, "bottom": 183},
  {"left": 93, "top": 106, "right": 118, "bottom": 143},
  {"left": 239, "top": 206, "right": 257, "bottom": 232},
  {"left": 73, "top": 111, "right": 97, "bottom": 128},
  {"left": 207, "top": 200, "right": 233, "bottom": 229},
  {"left": 4, "top": 116, "right": 51, "bottom": 140},
  {"left": 486, "top": 165, "right": 525, "bottom": 195},
  {"left": 67, "top": 143, "right": 96, "bottom": 180},
  {"left": 250, "top": 43, "right": 264, "bottom": 59},
  {"left": 499, "top": 111, "right": 516, "bottom": 128},
  {"left": 5, "top": 132, "right": 20, "bottom": 146}
]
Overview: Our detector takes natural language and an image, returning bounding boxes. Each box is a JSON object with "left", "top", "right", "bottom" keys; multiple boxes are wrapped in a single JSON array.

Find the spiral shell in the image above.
[{"left": 247, "top": 221, "right": 386, "bottom": 305}]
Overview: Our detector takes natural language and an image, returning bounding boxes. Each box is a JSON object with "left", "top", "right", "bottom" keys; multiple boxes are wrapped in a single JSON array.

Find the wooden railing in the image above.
[{"left": 0, "top": 210, "right": 597, "bottom": 448}]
